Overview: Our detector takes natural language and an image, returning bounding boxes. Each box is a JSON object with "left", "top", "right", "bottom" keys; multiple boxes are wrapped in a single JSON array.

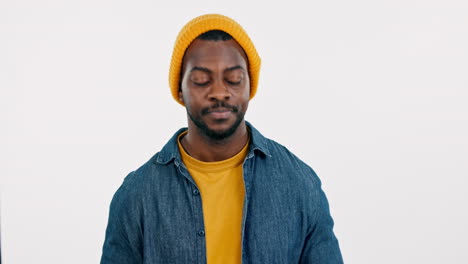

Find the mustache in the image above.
[{"left": 201, "top": 102, "right": 239, "bottom": 115}]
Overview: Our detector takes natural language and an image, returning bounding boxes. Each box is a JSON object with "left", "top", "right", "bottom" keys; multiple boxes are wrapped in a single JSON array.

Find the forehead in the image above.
[{"left": 182, "top": 39, "right": 248, "bottom": 70}]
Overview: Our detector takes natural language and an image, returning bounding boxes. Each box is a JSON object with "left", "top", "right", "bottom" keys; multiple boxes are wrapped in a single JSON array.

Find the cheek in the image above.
[
  {"left": 242, "top": 84, "right": 251, "bottom": 100},
  {"left": 242, "top": 76, "right": 251, "bottom": 99},
  {"left": 180, "top": 72, "right": 193, "bottom": 102},
  {"left": 180, "top": 77, "right": 193, "bottom": 104},
  {"left": 244, "top": 85, "right": 251, "bottom": 97},
  {"left": 179, "top": 87, "right": 192, "bottom": 107},
  {"left": 239, "top": 86, "right": 250, "bottom": 110},
  {"left": 181, "top": 86, "right": 204, "bottom": 109}
]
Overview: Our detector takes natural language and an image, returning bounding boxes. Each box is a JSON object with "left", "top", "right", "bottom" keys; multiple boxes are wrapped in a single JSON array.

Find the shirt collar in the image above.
[{"left": 155, "top": 121, "right": 271, "bottom": 165}]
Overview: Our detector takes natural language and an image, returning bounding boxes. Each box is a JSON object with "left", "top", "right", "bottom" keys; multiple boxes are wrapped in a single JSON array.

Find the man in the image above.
[{"left": 101, "top": 14, "right": 343, "bottom": 264}]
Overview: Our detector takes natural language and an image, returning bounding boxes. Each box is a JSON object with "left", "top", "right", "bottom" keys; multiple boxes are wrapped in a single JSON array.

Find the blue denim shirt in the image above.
[{"left": 101, "top": 122, "right": 343, "bottom": 264}]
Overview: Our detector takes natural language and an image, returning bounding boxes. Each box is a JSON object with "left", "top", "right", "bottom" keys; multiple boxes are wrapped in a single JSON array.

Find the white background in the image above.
[{"left": 1, "top": 0, "right": 467, "bottom": 263}]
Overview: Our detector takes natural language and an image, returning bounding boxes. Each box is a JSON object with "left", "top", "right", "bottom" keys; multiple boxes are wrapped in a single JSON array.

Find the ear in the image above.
[{"left": 178, "top": 89, "right": 184, "bottom": 103}]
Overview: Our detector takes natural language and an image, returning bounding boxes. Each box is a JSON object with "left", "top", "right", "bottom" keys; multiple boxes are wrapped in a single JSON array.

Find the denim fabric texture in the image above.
[{"left": 101, "top": 122, "right": 343, "bottom": 264}]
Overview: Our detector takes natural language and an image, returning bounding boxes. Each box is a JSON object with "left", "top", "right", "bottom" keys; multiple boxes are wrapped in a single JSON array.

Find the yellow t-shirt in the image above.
[{"left": 178, "top": 131, "right": 248, "bottom": 264}]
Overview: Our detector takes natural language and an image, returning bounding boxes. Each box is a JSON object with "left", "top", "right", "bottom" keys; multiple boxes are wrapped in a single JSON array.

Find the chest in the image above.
[{"left": 139, "top": 165, "right": 308, "bottom": 263}]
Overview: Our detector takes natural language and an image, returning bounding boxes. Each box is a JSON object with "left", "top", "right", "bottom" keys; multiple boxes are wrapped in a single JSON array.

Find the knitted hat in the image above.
[{"left": 169, "top": 14, "right": 261, "bottom": 106}]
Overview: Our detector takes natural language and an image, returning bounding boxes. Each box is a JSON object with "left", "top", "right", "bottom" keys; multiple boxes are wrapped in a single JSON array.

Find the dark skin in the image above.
[{"left": 178, "top": 39, "right": 250, "bottom": 162}]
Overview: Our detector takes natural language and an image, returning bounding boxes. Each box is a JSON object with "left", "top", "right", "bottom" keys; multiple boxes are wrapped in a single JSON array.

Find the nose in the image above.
[{"left": 208, "top": 78, "right": 230, "bottom": 102}]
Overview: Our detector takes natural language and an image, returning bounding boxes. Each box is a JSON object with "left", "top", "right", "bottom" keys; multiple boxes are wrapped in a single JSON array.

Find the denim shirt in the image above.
[{"left": 101, "top": 122, "right": 343, "bottom": 264}]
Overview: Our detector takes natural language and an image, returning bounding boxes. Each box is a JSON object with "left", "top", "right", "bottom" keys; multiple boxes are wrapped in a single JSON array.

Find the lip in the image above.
[{"left": 207, "top": 109, "right": 232, "bottom": 119}]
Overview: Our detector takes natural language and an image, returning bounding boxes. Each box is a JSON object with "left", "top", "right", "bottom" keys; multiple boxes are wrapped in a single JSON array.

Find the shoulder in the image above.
[
  {"left": 125, "top": 150, "right": 173, "bottom": 182},
  {"left": 247, "top": 122, "right": 321, "bottom": 186},
  {"left": 265, "top": 138, "right": 318, "bottom": 174},
  {"left": 261, "top": 137, "right": 322, "bottom": 188},
  {"left": 113, "top": 152, "right": 166, "bottom": 199},
  {"left": 250, "top": 135, "right": 325, "bottom": 218}
]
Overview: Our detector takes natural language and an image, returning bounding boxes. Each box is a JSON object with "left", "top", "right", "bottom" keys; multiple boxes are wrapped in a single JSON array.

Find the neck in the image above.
[{"left": 181, "top": 121, "right": 249, "bottom": 162}]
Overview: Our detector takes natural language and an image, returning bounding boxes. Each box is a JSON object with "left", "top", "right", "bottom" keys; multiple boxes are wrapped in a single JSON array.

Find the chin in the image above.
[
  {"left": 203, "top": 122, "right": 240, "bottom": 140},
  {"left": 188, "top": 108, "right": 245, "bottom": 141},
  {"left": 202, "top": 118, "right": 244, "bottom": 140}
]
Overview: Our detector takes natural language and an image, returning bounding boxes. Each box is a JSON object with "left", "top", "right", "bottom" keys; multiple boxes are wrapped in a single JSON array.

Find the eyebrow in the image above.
[
  {"left": 224, "top": 65, "right": 245, "bottom": 73},
  {"left": 190, "top": 66, "right": 212, "bottom": 74}
]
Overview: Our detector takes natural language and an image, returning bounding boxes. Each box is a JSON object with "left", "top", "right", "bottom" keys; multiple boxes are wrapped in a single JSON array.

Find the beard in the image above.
[{"left": 186, "top": 102, "right": 245, "bottom": 141}]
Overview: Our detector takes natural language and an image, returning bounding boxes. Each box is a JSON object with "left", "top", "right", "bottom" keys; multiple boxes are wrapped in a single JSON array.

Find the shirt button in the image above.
[
  {"left": 192, "top": 189, "right": 200, "bottom": 195},
  {"left": 198, "top": 230, "right": 205, "bottom": 237}
]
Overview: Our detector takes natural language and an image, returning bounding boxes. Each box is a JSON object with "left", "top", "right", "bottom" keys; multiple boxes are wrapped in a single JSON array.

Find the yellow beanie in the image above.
[{"left": 169, "top": 14, "right": 261, "bottom": 106}]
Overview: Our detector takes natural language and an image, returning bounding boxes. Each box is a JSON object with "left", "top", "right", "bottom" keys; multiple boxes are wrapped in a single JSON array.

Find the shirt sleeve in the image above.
[
  {"left": 300, "top": 179, "right": 344, "bottom": 264},
  {"left": 100, "top": 172, "right": 143, "bottom": 264}
]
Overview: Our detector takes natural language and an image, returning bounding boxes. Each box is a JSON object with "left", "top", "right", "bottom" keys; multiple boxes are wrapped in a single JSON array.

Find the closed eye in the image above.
[
  {"left": 193, "top": 81, "right": 210, "bottom": 86},
  {"left": 226, "top": 80, "right": 242, "bottom": 85}
]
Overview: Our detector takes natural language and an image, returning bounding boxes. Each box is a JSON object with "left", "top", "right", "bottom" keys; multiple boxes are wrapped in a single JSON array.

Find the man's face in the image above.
[{"left": 179, "top": 38, "right": 250, "bottom": 140}]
